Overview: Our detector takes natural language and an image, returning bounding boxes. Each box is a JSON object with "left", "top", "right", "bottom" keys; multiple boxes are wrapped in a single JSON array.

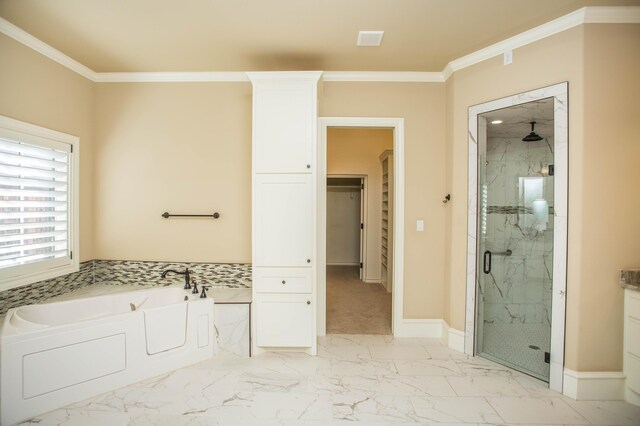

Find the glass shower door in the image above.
[{"left": 475, "top": 102, "right": 555, "bottom": 382}]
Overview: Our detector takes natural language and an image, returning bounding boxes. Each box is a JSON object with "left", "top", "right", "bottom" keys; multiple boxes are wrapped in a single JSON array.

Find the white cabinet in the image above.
[
  {"left": 255, "top": 294, "right": 313, "bottom": 347},
  {"left": 624, "top": 289, "right": 640, "bottom": 406},
  {"left": 249, "top": 72, "right": 321, "bottom": 355},
  {"left": 253, "top": 83, "right": 314, "bottom": 174},
  {"left": 254, "top": 175, "right": 313, "bottom": 267}
]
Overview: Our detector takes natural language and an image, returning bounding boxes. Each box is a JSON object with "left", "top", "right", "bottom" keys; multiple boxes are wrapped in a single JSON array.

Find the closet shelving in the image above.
[{"left": 380, "top": 150, "right": 393, "bottom": 292}]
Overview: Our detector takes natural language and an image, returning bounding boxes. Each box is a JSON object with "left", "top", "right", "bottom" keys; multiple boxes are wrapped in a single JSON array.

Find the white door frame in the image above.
[
  {"left": 465, "top": 83, "right": 568, "bottom": 392},
  {"left": 326, "top": 174, "right": 368, "bottom": 278},
  {"left": 317, "top": 117, "right": 405, "bottom": 336}
]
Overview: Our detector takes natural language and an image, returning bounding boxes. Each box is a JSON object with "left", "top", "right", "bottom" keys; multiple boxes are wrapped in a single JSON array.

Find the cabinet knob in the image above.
[
  {"left": 307, "top": 301, "right": 311, "bottom": 305},
  {"left": 307, "top": 259, "right": 311, "bottom": 264},
  {"left": 282, "top": 280, "right": 286, "bottom": 285},
  {"left": 306, "top": 164, "right": 311, "bottom": 169}
]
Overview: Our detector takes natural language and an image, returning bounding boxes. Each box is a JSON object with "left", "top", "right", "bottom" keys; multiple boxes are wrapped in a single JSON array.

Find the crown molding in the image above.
[
  {"left": 1, "top": 6, "right": 639, "bottom": 84},
  {"left": 445, "top": 7, "right": 586, "bottom": 79},
  {"left": 94, "top": 72, "right": 248, "bottom": 83},
  {"left": 0, "top": 17, "right": 97, "bottom": 81},
  {"left": 584, "top": 5, "right": 640, "bottom": 23},
  {"left": 323, "top": 71, "right": 444, "bottom": 83}
]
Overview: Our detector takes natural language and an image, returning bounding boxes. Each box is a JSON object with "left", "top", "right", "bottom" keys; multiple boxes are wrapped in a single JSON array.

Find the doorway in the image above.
[
  {"left": 466, "top": 83, "right": 568, "bottom": 392},
  {"left": 327, "top": 176, "right": 366, "bottom": 278},
  {"left": 317, "top": 117, "right": 405, "bottom": 337}
]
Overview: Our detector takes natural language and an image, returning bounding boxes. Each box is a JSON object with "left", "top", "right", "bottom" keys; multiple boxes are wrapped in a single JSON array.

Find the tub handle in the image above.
[{"left": 200, "top": 286, "right": 210, "bottom": 299}]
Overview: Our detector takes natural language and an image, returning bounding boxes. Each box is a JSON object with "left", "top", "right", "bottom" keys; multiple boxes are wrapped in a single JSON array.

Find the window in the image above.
[{"left": 0, "top": 116, "right": 79, "bottom": 291}]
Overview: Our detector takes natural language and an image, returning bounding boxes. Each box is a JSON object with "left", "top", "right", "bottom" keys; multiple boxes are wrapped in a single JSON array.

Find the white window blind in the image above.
[{"left": 0, "top": 116, "right": 78, "bottom": 290}]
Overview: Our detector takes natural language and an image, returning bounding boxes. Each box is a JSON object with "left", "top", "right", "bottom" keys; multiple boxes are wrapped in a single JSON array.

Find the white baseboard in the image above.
[
  {"left": 364, "top": 278, "right": 382, "bottom": 284},
  {"left": 447, "top": 328, "right": 466, "bottom": 352},
  {"left": 563, "top": 368, "right": 625, "bottom": 400},
  {"left": 394, "top": 319, "right": 466, "bottom": 353},
  {"left": 395, "top": 319, "right": 445, "bottom": 338}
]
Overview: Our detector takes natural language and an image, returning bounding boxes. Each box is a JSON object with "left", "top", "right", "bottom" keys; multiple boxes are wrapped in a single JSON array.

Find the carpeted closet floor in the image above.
[{"left": 326, "top": 265, "right": 392, "bottom": 335}]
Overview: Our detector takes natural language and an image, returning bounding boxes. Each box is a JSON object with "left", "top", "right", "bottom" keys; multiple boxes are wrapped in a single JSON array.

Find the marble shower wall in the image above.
[{"left": 480, "top": 135, "right": 554, "bottom": 325}]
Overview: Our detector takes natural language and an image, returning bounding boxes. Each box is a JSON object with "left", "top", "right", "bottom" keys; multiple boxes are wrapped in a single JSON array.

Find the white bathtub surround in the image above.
[
  {"left": 38, "top": 284, "right": 253, "bottom": 359},
  {"left": 1, "top": 287, "right": 215, "bottom": 425},
  {"left": 214, "top": 304, "right": 250, "bottom": 357},
  {"left": 21, "top": 334, "right": 640, "bottom": 425},
  {"left": 212, "top": 288, "right": 252, "bottom": 357}
]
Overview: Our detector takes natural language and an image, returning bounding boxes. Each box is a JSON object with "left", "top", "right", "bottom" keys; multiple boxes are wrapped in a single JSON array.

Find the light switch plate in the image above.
[{"left": 417, "top": 220, "right": 424, "bottom": 232}]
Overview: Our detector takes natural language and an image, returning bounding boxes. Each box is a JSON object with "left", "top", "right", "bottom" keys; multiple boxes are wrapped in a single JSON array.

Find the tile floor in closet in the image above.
[{"left": 23, "top": 334, "right": 640, "bottom": 426}]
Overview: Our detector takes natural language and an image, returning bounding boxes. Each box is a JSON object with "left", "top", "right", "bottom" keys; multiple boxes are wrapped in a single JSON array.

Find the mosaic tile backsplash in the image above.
[
  {"left": 0, "top": 261, "right": 94, "bottom": 317},
  {"left": 0, "top": 260, "right": 251, "bottom": 316}
]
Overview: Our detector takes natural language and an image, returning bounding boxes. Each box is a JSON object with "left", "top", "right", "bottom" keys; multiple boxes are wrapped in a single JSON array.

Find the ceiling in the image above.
[
  {"left": 0, "top": 0, "right": 638, "bottom": 73},
  {"left": 483, "top": 98, "right": 554, "bottom": 139}
]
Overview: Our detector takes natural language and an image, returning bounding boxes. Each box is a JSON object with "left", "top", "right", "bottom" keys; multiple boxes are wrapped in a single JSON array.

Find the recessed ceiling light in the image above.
[
  {"left": 357, "top": 31, "right": 384, "bottom": 47},
  {"left": 491, "top": 120, "right": 503, "bottom": 124}
]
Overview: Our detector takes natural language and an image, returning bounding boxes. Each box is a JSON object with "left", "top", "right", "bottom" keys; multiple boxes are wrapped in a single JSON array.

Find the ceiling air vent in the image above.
[{"left": 357, "top": 31, "right": 384, "bottom": 47}]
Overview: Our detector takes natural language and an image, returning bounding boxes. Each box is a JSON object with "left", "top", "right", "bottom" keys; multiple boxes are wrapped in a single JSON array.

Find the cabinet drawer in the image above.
[
  {"left": 255, "top": 293, "right": 313, "bottom": 347},
  {"left": 254, "top": 268, "right": 312, "bottom": 293}
]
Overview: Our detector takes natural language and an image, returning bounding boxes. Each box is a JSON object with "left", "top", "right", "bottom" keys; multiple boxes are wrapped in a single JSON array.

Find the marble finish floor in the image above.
[{"left": 22, "top": 334, "right": 640, "bottom": 426}]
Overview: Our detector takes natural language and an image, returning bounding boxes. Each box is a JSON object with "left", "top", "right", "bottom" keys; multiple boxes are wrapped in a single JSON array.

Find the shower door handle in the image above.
[{"left": 483, "top": 250, "right": 491, "bottom": 274}]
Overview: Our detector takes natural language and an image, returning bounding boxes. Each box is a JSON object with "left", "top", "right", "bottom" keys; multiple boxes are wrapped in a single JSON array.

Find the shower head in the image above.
[{"left": 522, "top": 121, "right": 543, "bottom": 142}]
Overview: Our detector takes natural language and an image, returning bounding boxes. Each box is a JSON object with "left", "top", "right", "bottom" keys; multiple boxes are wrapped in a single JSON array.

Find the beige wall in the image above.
[
  {"left": 321, "top": 83, "right": 447, "bottom": 319},
  {"left": 576, "top": 24, "right": 640, "bottom": 370},
  {"left": 326, "top": 188, "right": 361, "bottom": 265},
  {"left": 93, "top": 82, "right": 447, "bottom": 321},
  {"left": 447, "top": 27, "right": 584, "bottom": 368},
  {"left": 327, "top": 128, "right": 393, "bottom": 280},
  {"left": 446, "top": 24, "right": 640, "bottom": 372},
  {"left": 0, "top": 34, "right": 95, "bottom": 262},
  {"left": 93, "top": 83, "right": 252, "bottom": 263}
]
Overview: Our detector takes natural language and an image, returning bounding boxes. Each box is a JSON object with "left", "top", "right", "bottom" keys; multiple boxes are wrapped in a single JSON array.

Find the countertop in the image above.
[{"left": 620, "top": 269, "right": 640, "bottom": 291}]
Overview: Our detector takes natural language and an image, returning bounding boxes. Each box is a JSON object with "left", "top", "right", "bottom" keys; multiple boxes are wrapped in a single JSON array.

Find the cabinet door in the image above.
[
  {"left": 254, "top": 174, "right": 313, "bottom": 267},
  {"left": 256, "top": 294, "right": 313, "bottom": 347},
  {"left": 253, "top": 83, "right": 314, "bottom": 174}
]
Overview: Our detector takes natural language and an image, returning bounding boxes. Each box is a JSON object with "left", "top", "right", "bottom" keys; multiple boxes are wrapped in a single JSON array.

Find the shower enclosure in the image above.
[
  {"left": 466, "top": 83, "right": 568, "bottom": 391},
  {"left": 476, "top": 99, "right": 555, "bottom": 381}
]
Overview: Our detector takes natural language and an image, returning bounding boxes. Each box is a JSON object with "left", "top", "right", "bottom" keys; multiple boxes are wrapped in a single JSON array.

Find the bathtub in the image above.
[{"left": 0, "top": 286, "right": 214, "bottom": 425}]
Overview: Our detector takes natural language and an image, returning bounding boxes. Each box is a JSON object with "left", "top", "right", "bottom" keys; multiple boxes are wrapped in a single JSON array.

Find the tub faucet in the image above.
[{"left": 161, "top": 268, "right": 191, "bottom": 290}]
